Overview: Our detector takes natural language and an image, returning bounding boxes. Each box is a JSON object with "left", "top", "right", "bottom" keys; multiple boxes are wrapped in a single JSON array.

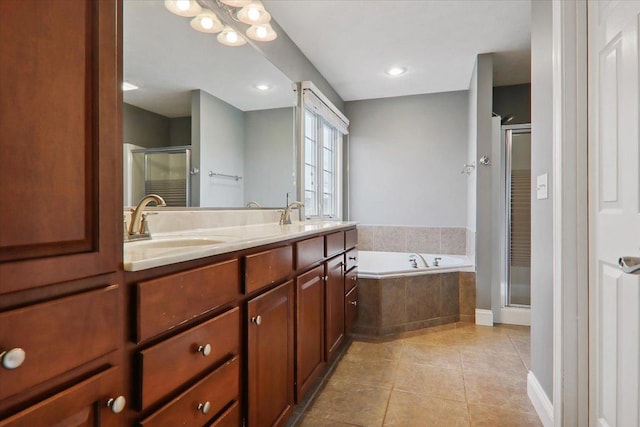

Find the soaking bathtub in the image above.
[{"left": 354, "top": 251, "right": 476, "bottom": 335}]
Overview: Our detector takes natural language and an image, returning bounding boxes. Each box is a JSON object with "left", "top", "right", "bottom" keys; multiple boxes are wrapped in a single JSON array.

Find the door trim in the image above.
[{"left": 551, "top": 1, "right": 589, "bottom": 426}]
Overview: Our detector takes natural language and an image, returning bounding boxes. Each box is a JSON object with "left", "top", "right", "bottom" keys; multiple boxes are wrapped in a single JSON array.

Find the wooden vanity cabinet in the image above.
[
  {"left": 247, "top": 281, "right": 294, "bottom": 427},
  {"left": 324, "top": 255, "right": 346, "bottom": 361}
]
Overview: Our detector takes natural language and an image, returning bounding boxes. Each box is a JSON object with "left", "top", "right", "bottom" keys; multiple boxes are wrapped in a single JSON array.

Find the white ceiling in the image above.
[
  {"left": 264, "top": 0, "right": 531, "bottom": 101},
  {"left": 123, "top": 0, "right": 295, "bottom": 117}
]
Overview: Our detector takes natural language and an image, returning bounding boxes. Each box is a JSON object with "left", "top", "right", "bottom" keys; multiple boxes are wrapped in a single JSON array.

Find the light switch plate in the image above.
[{"left": 537, "top": 173, "right": 548, "bottom": 200}]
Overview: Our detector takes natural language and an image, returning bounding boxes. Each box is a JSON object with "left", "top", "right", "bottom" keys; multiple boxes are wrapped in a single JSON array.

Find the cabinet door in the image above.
[
  {"left": 295, "top": 266, "right": 325, "bottom": 402},
  {"left": 345, "top": 286, "right": 359, "bottom": 334},
  {"left": 0, "top": 0, "right": 120, "bottom": 294},
  {"left": 325, "top": 256, "right": 345, "bottom": 361},
  {"left": 247, "top": 281, "right": 294, "bottom": 427}
]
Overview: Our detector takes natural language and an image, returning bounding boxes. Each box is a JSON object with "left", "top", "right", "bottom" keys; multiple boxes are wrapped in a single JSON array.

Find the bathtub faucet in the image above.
[
  {"left": 409, "top": 255, "right": 418, "bottom": 268},
  {"left": 433, "top": 257, "right": 442, "bottom": 267}
]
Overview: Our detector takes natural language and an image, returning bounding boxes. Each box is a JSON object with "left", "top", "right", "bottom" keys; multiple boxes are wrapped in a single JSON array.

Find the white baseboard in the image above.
[
  {"left": 496, "top": 307, "right": 531, "bottom": 326},
  {"left": 475, "top": 309, "right": 494, "bottom": 326},
  {"left": 527, "top": 371, "right": 553, "bottom": 427}
]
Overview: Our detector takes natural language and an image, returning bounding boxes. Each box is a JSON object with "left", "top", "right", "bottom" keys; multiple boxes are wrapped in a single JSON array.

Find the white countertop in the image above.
[{"left": 123, "top": 221, "right": 357, "bottom": 272}]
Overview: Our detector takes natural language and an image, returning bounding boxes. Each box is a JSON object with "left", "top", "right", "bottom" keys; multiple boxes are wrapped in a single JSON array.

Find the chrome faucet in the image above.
[
  {"left": 279, "top": 201, "right": 304, "bottom": 225},
  {"left": 126, "top": 194, "right": 166, "bottom": 241}
]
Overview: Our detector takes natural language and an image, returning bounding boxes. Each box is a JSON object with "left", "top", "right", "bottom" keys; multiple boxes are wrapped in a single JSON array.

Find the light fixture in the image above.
[
  {"left": 237, "top": 1, "right": 271, "bottom": 25},
  {"left": 386, "top": 66, "right": 407, "bottom": 76},
  {"left": 254, "top": 83, "right": 271, "bottom": 91},
  {"left": 246, "top": 23, "right": 277, "bottom": 42},
  {"left": 191, "top": 9, "right": 223, "bottom": 33},
  {"left": 164, "top": 0, "right": 202, "bottom": 17},
  {"left": 217, "top": 26, "right": 247, "bottom": 47},
  {"left": 122, "top": 82, "right": 139, "bottom": 91}
]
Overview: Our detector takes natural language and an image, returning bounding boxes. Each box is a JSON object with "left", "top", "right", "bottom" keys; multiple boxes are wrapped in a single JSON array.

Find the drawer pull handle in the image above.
[
  {"left": 349, "top": 256, "right": 357, "bottom": 261},
  {"left": 251, "top": 315, "right": 263, "bottom": 326},
  {"left": 106, "top": 396, "right": 126, "bottom": 414},
  {"left": 351, "top": 276, "right": 357, "bottom": 281},
  {"left": 197, "top": 344, "right": 212, "bottom": 357},
  {"left": 197, "top": 401, "right": 211, "bottom": 414},
  {"left": 323, "top": 276, "right": 329, "bottom": 282},
  {"left": 1, "top": 348, "right": 26, "bottom": 370},
  {"left": 349, "top": 301, "right": 357, "bottom": 306}
]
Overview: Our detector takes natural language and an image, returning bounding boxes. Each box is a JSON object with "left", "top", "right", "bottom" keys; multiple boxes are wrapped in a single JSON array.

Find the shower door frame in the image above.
[{"left": 503, "top": 124, "right": 532, "bottom": 308}]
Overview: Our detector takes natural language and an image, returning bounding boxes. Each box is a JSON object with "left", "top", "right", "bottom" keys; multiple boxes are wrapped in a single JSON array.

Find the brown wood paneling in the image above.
[
  {"left": 244, "top": 246, "right": 293, "bottom": 295},
  {"left": 345, "top": 286, "right": 359, "bottom": 334},
  {"left": 0, "top": 0, "right": 120, "bottom": 292},
  {"left": 247, "top": 281, "right": 294, "bottom": 427},
  {"left": 345, "top": 268, "right": 358, "bottom": 294},
  {"left": 138, "top": 307, "right": 240, "bottom": 410},
  {"left": 325, "top": 256, "right": 345, "bottom": 361},
  {"left": 138, "top": 356, "right": 239, "bottom": 427},
  {"left": 295, "top": 236, "right": 324, "bottom": 270},
  {"left": 345, "top": 228, "right": 358, "bottom": 250},
  {"left": 136, "top": 259, "right": 240, "bottom": 342},
  {"left": 325, "top": 231, "right": 345, "bottom": 258},
  {"left": 210, "top": 401, "right": 240, "bottom": 427},
  {"left": 345, "top": 248, "right": 358, "bottom": 272},
  {"left": 0, "top": 285, "right": 119, "bottom": 401},
  {"left": 295, "top": 266, "right": 325, "bottom": 402},
  {"left": 0, "top": 366, "right": 122, "bottom": 427}
]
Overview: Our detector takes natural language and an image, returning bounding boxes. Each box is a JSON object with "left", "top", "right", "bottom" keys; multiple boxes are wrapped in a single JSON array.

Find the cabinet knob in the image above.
[
  {"left": 197, "top": 401, "right": 211, "bottom": 414},
  {"left": 351, "top": 276, "right": 357, "bottom": 281},
  {"left": 349, "top": 256, "right": 357, "bottom": 261},
  {"left": 106, "top": 396, "right": 126, "bottom": 414},
  {"left": 349, "top": 300, "right": 357, "bottom": 306},
  {"left": 251, "top": 315, "right": 262, "bottom": 326},
  {"left": 1, "top": 348, "right": 26, "bottom": 370},
  {"left": 323, "top": 276, "right": 329, "bottom": 282},
  {"left": 196, "top": 344, "right": 212, "bottom": 357}
]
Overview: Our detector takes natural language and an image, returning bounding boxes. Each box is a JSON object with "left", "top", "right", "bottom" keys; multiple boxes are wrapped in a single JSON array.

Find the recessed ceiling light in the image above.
[
  {"left": 386, "top": 66, "right": 407, "bottom": 77},
  {"left": 255, "top": 83, "right": 271, "bottom": 91},
  {"left": 122, "top": 82, "right": 139, "bottom": 91}
]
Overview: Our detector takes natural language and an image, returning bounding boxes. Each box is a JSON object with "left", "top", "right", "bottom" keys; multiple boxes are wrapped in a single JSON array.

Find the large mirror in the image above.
[{"left": 123, "top": 0, "right": 296, "bottom": 208}]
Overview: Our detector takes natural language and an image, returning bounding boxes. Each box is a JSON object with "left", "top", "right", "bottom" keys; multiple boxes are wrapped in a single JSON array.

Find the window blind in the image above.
[{"left": 302, "top": 82, "right": 349, "bottom": 135}]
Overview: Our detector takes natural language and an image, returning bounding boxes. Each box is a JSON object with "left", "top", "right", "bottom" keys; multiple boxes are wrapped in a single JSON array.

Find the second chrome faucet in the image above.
[{"left": 279, "top": 201, "right": 304, "bottom": 225}]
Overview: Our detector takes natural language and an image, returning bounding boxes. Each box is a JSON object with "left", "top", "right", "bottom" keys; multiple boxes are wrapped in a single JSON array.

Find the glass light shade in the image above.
[
  {"left": 246, "top": 24, "right": 277, "bottom": 42},
  {"left": 217, "top": 26, "right": 247, "bottom": 47},
  {"left": 237, "top": 2, "right": 271, "bottom": 25},
  {"left": 220, "top": 0, "right": 251, "bottom": 7},
  {"left": 191, "top": 10, "right": 223, "bottom": 33},
  {"left": 164, "top": 0, "right": 202, "bottom": 17}
]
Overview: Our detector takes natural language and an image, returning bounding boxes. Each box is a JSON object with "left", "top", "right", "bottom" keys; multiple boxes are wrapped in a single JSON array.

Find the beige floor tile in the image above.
[
  {"left": 394, "top": 361, "right": 466, "bottom": 402},
  {"left": 329, "top": 357, "right": 399, "bottom": 389},
  {"left": 383, "top": 390, "right": 470, "bottom": 427},
  {"left": 401, "top": 330, "right": 461, "bottom": 347},
  {"left": 460, "top": 349, "right": 527, "bottom": 378},
  {"left": 509, "top": 336, "right": 531, "bottom": 370},
  {"left": 297, "top": 415, "right": 364, "bottom": 427},
  {"left": 468, "top": 404, "right": 543, "bottom": 426},
  {"left": 464, "top": 371, "right": 536, "bottom": 414},
  {"left": 305, "top": 380, "right": 391, "bottom": 427},
  {"left": 400, "top": 341, "right": 462, "bottom": 370},
  {"left": 345, "top": 340, "right": 405, "bottom": 362}
]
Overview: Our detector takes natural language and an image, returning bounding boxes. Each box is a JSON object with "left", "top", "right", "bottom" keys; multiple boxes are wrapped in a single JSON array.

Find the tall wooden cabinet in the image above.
[{"left": 0, "top": 0, "right": 124, "bottom": 424}]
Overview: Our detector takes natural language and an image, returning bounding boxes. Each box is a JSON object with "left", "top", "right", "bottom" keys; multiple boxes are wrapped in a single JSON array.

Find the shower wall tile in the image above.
[
  {"left": 357, "top": 226, "right": 374, "bottom": 251},
  {"left": 441, "top": 228, "right": 466, "bottom": 255},
  {"left": 406, "top": 274, "right": 440, "bottom": 322},
  {"left": 373, "top": 226, "right": 407, "bottom": 252},
  {"left": 406, "top": 227, "right": 441, "bottom": 253}
]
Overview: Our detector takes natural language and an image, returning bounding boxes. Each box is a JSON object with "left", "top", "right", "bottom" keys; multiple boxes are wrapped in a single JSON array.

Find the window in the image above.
[{"left": 300, "top": 83, "right": 349, "bottom": 220}]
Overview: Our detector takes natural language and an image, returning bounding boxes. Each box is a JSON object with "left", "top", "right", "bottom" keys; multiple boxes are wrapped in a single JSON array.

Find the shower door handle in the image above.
[{"left": 618, "top": 256, "right": 640, "bottom": 274}]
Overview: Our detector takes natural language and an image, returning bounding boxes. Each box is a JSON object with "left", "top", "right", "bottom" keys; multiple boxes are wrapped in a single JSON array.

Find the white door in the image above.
[{"left": 589, "top": 1, "right": 640, "bottom": 426}]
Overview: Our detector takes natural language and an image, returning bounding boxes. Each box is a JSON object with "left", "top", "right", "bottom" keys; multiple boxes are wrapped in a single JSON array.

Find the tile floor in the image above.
[{"left": 291, "top": 324, "right": 541, "bottom": 427}]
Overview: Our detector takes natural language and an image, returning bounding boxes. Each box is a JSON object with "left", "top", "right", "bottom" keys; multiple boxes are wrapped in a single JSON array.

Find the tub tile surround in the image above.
[
  {"left": 355, "top": 272, "right": 477, "bottom": 336},
  {"left": 357, "top": 225, "right": 470, "bottom": 256}
]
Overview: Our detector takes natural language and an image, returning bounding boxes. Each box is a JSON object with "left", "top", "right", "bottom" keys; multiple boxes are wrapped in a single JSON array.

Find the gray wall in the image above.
[
  {"left": 169, "top": 116, "right": 191, "bottom": 147},
  {"left": 493, "top": 83, "right": 532, "bottom": 125},
  {"left": 244, "top": 107, "right": 296, "bottom": 207},
  {"left": 345, "top": 91, "right": 468, "bottom": 227},
  {"left": 123, "top": 103, "right": 170, "bottom": 148},
  {"left": 470, "top": 54, "right": 494, "bottom": 311},
  {"left": 192, "top": 89, "right": 245, "bottom": 207},
  {"left": 530, "top": 0, "right": 554, "bottom": 400}
]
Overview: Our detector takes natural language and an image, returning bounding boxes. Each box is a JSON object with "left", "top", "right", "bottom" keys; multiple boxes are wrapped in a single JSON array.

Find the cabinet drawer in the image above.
[
  {"left": 244, "top": 246, "right": 293, "bottom": 294},
  {"left": 138, "top": 307, "right": 240, "bottom": 410},
  {"left": 345, "top": 268, "right": 358, "bottom": 294},
  {"left": 0, "top": 285, "right": 119, "bottom": 401},
  {"left": 139, "top": 356, "right": 240, "bottom": 427},
  {"left": 345, "top": 286, "right": 358, "bottom": 334},
  {"left": 345, "top": 248, "right": 358, "bottom": 272},
  {"left": 0, "top": 366, "right": 123, "bottom": 427},
  {"left": 136, "top": 259, "right": 240, "bottom": 342},
  {"left": 295, "top": 236, "right": 324, "bottom": 270},
  {"left": 345, "top": 228, "right": 358, "bottom": 250},
  {"left": 325, "top": 231, "right": 345, "bottom": 258},
  {"left": 210, "top": 401, "right": 240, "bottom": 427}
]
